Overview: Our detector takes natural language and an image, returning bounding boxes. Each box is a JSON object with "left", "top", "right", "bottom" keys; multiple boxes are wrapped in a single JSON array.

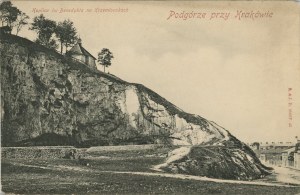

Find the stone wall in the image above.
[{"left": 1, "top": 146, "right": 85, "bottom": 159}]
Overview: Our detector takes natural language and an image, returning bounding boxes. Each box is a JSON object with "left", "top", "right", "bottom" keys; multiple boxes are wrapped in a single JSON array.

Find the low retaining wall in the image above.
[
  {"left": 86, "top": 144, "right": 163, "bottom": 153},
  {"left": 1, "top": 146, "right": 86, "bottom": 159}
]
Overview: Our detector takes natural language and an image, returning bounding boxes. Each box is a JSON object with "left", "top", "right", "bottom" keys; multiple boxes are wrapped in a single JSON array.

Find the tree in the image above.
[
  {"left": 15, "top": 12, "right": 29, "bottom": 35},
  {"left": 0, "top": 1, "right": 29, "bottom": 35},
  {"left": 0, "top": 1, "right": 20, "bottom": 27},
  {"left": 55, "top": 19, "right": 77, "bottom": 54},
  {"left": 0, "top": 2, "right": 29, "bottom": 35},
  {"left": 30, "top": 14, "right": 57, "bottom": 49},
  {"left": 97, "top": 48, "right": 114, "bottom": 73},
  {"left": 0, "top": 1, "right": 30, "bottom": 35}
]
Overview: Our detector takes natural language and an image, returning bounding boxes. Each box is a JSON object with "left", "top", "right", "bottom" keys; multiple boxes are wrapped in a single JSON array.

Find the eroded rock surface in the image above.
[{"left": 0, "top": 34, "right": 271, "bottom": 179}]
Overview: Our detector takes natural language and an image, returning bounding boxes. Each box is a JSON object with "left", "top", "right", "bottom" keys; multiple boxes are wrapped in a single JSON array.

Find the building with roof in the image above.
[
  {"left": 295, "top": 148, "right": 300, "bottom": 170},
  {"left": 249, "top": 141, "right": 294, "bottom": 154},
  {"left": 247, "top": 141, "right": 294, "bottom": 166},
  {"left": 295, "top": 139, "right": 300, "bottom": 169},
  {"left": 282, "top": 147, "right": 295, "bottom": 167},
  {"left": 258, "top": 141, "right": 294, "bottom": 150},
  {"left": 257, "top": 148, "right": 288, "bottom": 166},
  {"left": 248, "top": 139, "right": 300, "bottom": 169},
  {"left": 66, "top": 38, "right": 97, "bottom": 69}
]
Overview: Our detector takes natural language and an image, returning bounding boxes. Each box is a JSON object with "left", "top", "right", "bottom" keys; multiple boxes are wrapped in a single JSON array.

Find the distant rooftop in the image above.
[
  {"left": 259, "top": 142, "right": 295, "bottom": 147},
  {"left": 281, "top": 147, "right": 295, "bottom": 154},
  {"left": 246, "top": 141, "right": 296, "bottom": 147}
]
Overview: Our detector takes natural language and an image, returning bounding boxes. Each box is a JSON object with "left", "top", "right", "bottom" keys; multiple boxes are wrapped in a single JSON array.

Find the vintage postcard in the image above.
[{"left": 1, "top": 0, "right": 300, "bottom": 194}]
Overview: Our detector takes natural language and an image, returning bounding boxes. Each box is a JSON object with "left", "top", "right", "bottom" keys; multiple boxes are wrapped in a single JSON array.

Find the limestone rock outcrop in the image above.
[{"left": 0, "top": 34, "right": 271, "bottom": 179}]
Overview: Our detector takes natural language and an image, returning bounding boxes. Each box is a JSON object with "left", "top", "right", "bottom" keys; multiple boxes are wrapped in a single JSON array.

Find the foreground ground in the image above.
[{"left": 2, "top": 146, "right": 300, "bottom": 194}]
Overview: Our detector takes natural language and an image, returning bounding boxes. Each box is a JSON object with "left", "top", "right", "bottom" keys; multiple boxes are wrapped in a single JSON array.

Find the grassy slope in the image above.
[{"left": 2, "top": 156, "right": 300, "bottom": 195}]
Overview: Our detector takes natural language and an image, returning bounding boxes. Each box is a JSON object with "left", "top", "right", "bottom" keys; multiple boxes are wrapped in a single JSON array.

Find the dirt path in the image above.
[
  {"left": 272, "top": 166, "right": 300, "bottom": 185},
  {"left": 9, "top": 161, "right": 299, "bottom": 188},
  {"left": 152, "top": 146, "right": 191, "bottom": 171}
]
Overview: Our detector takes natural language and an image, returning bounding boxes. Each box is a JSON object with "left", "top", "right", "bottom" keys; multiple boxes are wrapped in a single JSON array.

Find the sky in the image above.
[{"left": 12, "top": 1, "right": 300, "bottom": 143}]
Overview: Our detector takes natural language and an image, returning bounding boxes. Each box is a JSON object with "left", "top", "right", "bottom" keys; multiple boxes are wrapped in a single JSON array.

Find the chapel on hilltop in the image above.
[{"left": 66, "top": 38, "right": 97, "bottom": 69}]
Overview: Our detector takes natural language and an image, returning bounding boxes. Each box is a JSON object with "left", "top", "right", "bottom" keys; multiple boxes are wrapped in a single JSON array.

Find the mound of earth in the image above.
[{"left": 156, "top": 146, "right": 272, "bottom": 180}]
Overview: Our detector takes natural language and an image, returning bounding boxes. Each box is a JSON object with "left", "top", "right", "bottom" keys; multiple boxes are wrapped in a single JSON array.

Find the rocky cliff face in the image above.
[
  {"left": 0, "top": 34, "right": 232, "bottom": 147},
  {"left": 0, "top": 35, "right": 271, "bottom": 179}
]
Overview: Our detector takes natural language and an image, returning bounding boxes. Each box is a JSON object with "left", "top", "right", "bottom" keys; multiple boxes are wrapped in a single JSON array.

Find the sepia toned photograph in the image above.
[{"left": 0, "top": 0, "right": 300, "bottom": 194}]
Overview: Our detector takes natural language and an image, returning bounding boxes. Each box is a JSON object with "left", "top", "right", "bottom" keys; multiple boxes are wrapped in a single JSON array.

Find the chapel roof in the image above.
[{"left": 67, "top": 39, "right": 96, "bottom": 59}]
